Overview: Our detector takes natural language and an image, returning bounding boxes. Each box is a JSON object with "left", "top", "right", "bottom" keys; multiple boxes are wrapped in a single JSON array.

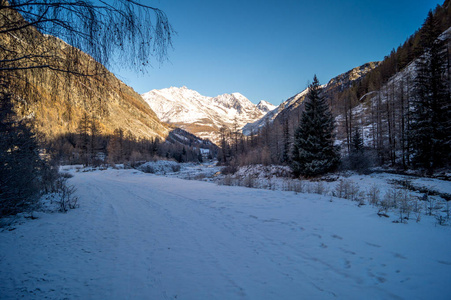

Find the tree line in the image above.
[
  {"left": 48, "top": 113, "right": 215, "bottom": 167},
  {"left": 218, "top": 5, "right": 450, "bottom": 176}
]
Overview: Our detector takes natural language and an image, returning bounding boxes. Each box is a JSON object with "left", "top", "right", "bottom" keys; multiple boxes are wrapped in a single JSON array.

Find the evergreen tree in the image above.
[
  {"left": 291, "top": 75, "right": 339, "bottom": 177},
  {"left": 410, "top": 11, "right": 451, "bottom": 172},
  {"left": 346, "top": 126, "right": 371, "bottom": 174},
  {"left": 0, "top": 90, "right": 43, "bottom": 216},
  {"left": 281, "top": 116, "right": 290, "bottom": 164},
  {"left": 351, "top": 127, "right": 364, "bottom": 154}
]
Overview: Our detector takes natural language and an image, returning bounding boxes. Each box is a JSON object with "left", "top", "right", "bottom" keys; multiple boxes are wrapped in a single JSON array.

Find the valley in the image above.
[{"left": 1, "top": 1, "right": 451, "bottom": 299}]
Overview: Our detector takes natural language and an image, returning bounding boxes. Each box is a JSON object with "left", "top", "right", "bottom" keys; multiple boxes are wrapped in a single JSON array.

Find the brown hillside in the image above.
[{"left": 1, "top": 5, "right": 170, "bottom": 141}]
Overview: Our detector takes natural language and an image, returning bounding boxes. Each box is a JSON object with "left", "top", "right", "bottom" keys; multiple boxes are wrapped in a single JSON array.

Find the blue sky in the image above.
[{"left": 112, "top": 0, "right": 443, "bottom": 105}]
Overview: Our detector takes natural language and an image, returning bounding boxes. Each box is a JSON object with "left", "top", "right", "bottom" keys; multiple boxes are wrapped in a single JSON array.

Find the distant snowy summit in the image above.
[
  {"left": 256, "top": 100, "right": 276, "bottom": 113},
  {"left": 142, "top": 86, "right": 276, "bottom": 144}
]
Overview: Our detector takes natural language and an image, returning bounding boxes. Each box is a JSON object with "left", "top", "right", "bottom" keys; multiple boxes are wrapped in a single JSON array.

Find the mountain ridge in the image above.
[
  {"left": 243, "top": 62, "right": 380, "bottom": 135},
  {"left": 142, "top": 86, "right": 275, "bottom": 144}
]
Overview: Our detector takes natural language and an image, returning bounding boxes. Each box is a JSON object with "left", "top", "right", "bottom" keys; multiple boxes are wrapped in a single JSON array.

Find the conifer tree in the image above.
[
  {"left": 0, "top": 90, "right": 43, "bottom": 216},
  {"left": 291, "top": 75, "right": 339, "bottom": 177},
  {"left": 346, "top": 126, "right": 370, "bottom": 173},
  {"left": 410, "top": 11, "right": 450, "bottom": 172},
  {"left": 351, "top": 127, "right": 364, "bottom": 154}
]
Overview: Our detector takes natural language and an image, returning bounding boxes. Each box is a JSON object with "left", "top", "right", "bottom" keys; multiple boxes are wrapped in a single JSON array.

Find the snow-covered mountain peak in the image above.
[
  {"left": 257, "top": 100, "right": 277, "bottom": 113},
  {"left": 231, "top": 92, "right": 246, "bottom": 99},
  {"left": 142, "top": 87, "right": 268, "bottom": 144}
]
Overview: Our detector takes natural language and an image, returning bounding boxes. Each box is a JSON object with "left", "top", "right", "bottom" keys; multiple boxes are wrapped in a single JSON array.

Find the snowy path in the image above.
[{"left": 1, "top": 169, "right": 451, "bottom": 299}]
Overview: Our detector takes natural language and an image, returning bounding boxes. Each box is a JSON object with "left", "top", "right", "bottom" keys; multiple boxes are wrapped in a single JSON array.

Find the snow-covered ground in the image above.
[{"left": 1, "top": 166, "right": 451, "bottom": 299}]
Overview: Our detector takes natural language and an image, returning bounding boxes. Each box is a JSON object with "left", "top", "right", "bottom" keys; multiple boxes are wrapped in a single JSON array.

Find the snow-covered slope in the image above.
[
  {"left": 256, "top": 100, "right": 276, "bottom": 113},
  {"left": 243, "top": 62, "right": 379, "bottom": 135},
  {"left": 1, "top": 168, "right": 450, "bottom": 299},
  {"left": 242, "top": 87, "right": 310, "bottom": 135},
  {"left": 335, "top": 27, "right": 451, "bottom": 150},
  {"left": 142, "top": 87, "right": 270, "bottom": 144}
]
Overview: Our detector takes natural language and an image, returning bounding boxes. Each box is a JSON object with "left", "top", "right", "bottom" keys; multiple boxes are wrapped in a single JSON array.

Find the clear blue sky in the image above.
[{"left": 112, "top": 0, "right": 444, "bottom": 105}]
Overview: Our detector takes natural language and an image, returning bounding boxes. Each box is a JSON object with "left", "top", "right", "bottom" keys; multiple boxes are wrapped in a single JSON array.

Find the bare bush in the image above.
[
  {"left": 446, "top": 201, "right": 450, "bottom": 220},
  {"left": 335, "top": 179, "right": 351, "bottom": 199},
  {"left": 347, "top": 181, "right": 362, "bottom": 202},
  {"left": 54, "top": 177, "right": 79, "bottom": 212},
  {"left": 334, "top": 179, "right": 361, "bottom": 201},
  {"left": 313, "top": 181, "right": 328, "bottom": 195},
  {"left": 294, "top": 181, "right": 306, "bottom": 194},
  {"left": 436, "top": 215, "right": 447, "bottom": 226},
  {"left": 367, "top": 185, "right": 381, "bottom": 206},
  {"left": 142, "top": 165, "right": 155, "bottom": 174},
  {"left": 396, "top": 190, "right": 413, "bottom": 223},
  {"left": 221, "top": 165, "right": 238, "bottom": 175},
  {"left": 194, "top": 173, "right": 206, "bottom": 180},
  {"left": 357, "top": 197, "right": 366, "bottom": 207},
  {"left": 305, "top": 182, "right": 313, "bottom": 194},
  {"left": 423, "top": 193, "right": 436, "bottom": 216},
  {"left": 171, "top": 164, "right": 181, "bottom": 172},
  {"left": 382, "top": 188, "right": 402, "bottom": 211},
  {"left": 412, "top": 198, "right": 422, "bottom": 223},
  {"left": 219, "top": 175, "right": 235, "bottom": 186},
  {"left": 267, "top": 178, "right": 276, "bottom": 191},
  {"left": 243, "top": 175, "right": 255, "bottom": 188}
]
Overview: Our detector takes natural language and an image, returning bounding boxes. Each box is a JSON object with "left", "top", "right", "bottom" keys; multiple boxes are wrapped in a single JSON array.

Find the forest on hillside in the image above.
[{"left": 217, "top": 1, "right": 450, "bottom": 176}]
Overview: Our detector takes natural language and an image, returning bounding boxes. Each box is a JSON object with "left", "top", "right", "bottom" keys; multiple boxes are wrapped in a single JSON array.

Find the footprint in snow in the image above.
[
  {"left": 344, "top": 259, "right": 351, "bottom": 269},
  {"left": 393, "top": 252, "right": 407, "bottom": 259},
  {"left": 365, "top": 242, "right": 382, "bottom": 248},
  {"left": 340, "top": 247, "right": 356, "bottom": 255},
  {"left": 312, "top": 233, "right": 322, "bottom": 239}
]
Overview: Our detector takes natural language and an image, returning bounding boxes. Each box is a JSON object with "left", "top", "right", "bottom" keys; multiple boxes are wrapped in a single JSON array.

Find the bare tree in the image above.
[
  {"left": 0, "top": 0, "right": 173, "bottom": 216},
  {"left": 0, "top": 0, "right": 173, "bottom": 75}
]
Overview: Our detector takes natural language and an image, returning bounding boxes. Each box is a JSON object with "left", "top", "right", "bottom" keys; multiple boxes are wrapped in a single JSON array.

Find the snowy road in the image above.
[{"left": 1, "top": 169, "right": 451, "bottom": 299}]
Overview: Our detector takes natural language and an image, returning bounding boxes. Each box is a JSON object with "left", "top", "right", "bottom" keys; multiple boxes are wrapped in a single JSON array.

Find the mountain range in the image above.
[
  {"left": 4, "top": 0, "right": 450, "bottom": 167},
  {"left": 142, "top": 87, "right": 275, "bottom": 143},
  {"left": 142, "top": 62, "right": 379, "bottom": 142}
]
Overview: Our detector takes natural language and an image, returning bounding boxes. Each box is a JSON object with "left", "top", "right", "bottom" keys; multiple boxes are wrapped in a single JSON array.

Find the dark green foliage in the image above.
[
  {"left": 351, "top": 127, "right": 364, "bottom": 154},
  {"left": 333, "top": 1, "right": 450, "bottom": 108},
  {"left": 291, "top": 75, "right": 340, "bottom": 177},
  {"left": 343, "top": 127, "right": 372, "bottom": 174},
  {"left": 281, "top": 116, "right": 290, "bottom": 164},
  {"left": 0, "top": 90, "right": 43, "bottom": 216},
  {"left": 410, "top": 11, "right": 451, "bottom": 172}
]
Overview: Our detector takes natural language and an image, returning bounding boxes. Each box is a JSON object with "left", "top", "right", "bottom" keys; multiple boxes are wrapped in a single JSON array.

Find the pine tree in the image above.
[
  {"left": 346, "top": 126, "right": 370, "bottom": 173},
  {"left": 410, "top": 11, "right": 451, "bottom": 172},
  {"left": 291, "top": 75, "right": 339, "bottom": 177},
  {"left": 0, "top": 90, "right": 43, "bottom": 216},
  {"left": 281, "top": 116, "right": 290, "bottom": 164},
  {"left": 351, "top": 127, "right": 364, "bottom": 154}
]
